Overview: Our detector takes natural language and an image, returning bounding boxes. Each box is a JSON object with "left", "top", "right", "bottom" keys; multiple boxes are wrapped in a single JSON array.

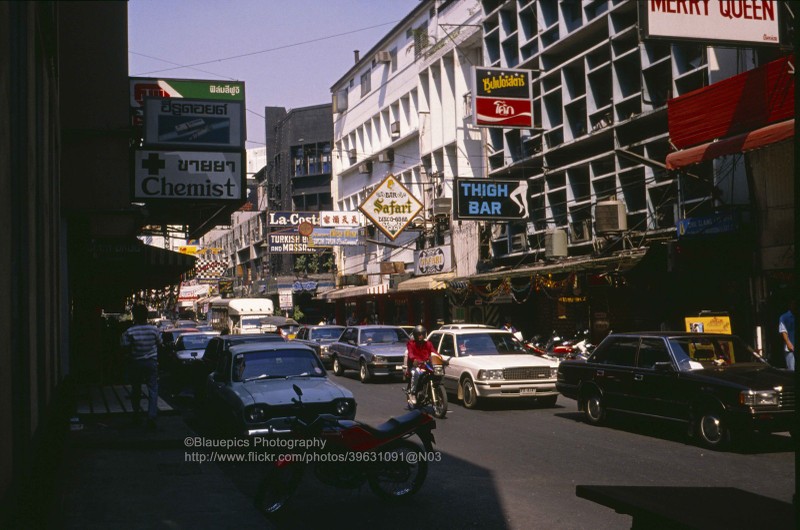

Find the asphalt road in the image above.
[{"left": 176, "top": 370, "right": 795, "bottom": 529}]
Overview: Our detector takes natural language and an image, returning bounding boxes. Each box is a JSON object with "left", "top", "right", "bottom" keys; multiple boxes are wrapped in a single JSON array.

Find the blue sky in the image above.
[{"left": 128, "top": 0, "right": 420, "bottom": 147}]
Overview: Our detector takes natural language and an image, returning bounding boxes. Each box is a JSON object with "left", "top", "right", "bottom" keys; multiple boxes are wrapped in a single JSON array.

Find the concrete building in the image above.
[{"left": 324, "top": 0, "right": 485, "bottom": 328}]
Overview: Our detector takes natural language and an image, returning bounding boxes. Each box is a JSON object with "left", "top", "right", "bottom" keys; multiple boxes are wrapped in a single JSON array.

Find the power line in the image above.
[{"left": 130, "top": 20, "right": 402, "bottom": 76}]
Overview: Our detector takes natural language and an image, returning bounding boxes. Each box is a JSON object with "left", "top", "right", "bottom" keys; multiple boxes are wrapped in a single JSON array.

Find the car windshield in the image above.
[
  {"left": 668, "top": 336, "right": 761, "bottom": 369},
  {"left": 177, "top": 334, "right": 213, "bottom": 350},
  {"left": 360, "top": 329, "right": 407, "bottom": 345},
  {"left": 310, "top": 327, "right": 344, "bottom": 340},
  {"left": 233, "top": 349, "right": 325, "bottom": 381},
  {"left": 241, "top": 316, "right": 263, "bottom": 327},
  {"left": 458, "top": 333, "right": 528, "bottom": 356}
]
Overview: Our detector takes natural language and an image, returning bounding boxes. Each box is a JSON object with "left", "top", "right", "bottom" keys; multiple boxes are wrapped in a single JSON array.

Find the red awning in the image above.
[{"left": 666, "top": 119, "right": 794, "bottom": 170}]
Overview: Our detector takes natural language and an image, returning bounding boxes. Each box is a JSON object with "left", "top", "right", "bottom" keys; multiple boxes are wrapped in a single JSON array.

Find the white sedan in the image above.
[{"left": 426, "top": 328, "right": 559, "bottom": 409}]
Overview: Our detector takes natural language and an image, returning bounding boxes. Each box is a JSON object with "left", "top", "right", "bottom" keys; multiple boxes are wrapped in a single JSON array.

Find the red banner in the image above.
[{"left": 475, "top": 97, "right": 533, "bottom": 128}]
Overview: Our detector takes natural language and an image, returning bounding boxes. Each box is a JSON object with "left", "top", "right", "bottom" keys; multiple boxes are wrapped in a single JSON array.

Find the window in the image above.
[
  {"left": 637, "top": 338, "right": 671, "bottom": 369},
  {"left": 390, "top": 48, "right": 398, "bottom": 73},
  {"left": 439, "top": 334, "right": 456, "bottom": 357},
  {"left": 412, "top": 24, "right": 429, "bottom": 60},
  {"left": 591, "top": 337, "right": 638, "bottom": 367},
  {"left": 361, "top": 70, "right": 371, "bottom": 97}
]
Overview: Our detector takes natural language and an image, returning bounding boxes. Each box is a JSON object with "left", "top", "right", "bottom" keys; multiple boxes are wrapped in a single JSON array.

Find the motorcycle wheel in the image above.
[
  {"left": 430, "top": 384, "right": 448, "bottom": 419},
  {"left": 254, "top": 463, "right": 304, "bottom": 515},
  {"left": 367, "top": 439, "right": 428, "bottom": 500}
]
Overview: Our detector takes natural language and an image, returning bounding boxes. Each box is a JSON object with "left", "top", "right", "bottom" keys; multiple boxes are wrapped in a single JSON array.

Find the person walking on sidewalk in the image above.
[
  {"left": 778, "top": 298, "right": 796, "bottom": 371},
  {"left": 120, "top": 303, "right": 162, "bottom": 429}
]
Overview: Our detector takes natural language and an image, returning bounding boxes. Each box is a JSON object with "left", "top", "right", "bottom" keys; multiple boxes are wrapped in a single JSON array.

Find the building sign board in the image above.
[
  {"left": 414, "top": 245, "right": 452, "bottom": 276},
  {"left": 133, "top": 150, "right": 244, "bottom": 201},
  {"left": 473, "top": 67, "right": 533, "bottom": 128},
  {"left": 454, "top": 178, "right": 529, "bottom": 220},
  {"left": 319, "top": 210, "right": 364, "bottom": 228},
  {"left": 677, "top": 212, "right": 738, "bottom": 237},
  {"left": 642, "top": 0, "right": 781, "bottom": 45},
  {"left": 268, "top": 229, "right": 310, "bottom": 254},
  {"left": 130, "top": 78, "right": 245, "bottom": 127},
  {"left": 279, "top": 288, "right": 294, "bottom": 311},
  {"left": 307, "top": 227, "right": 362, "bottom": 247},
  {"left": 267, "top": 211, "right": 321, "bottom": 227},
  {"left": 358, "top": 175, "right": 423, "bottom": 241},
  {"left": 144, "top": 97, "right": 244, "bottom": 149}
]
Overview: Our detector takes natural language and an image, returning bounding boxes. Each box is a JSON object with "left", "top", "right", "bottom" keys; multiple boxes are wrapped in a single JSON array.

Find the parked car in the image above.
[
  {"left": 199, "top": 333, "right": 287, "bottom": 389},
  {"left": 328, "top": 325, "right": 410, "bottom": 383},
  {"left": 259, "top": 315, "right": 301, "bottom": 339},
  {"left": 159, "top": 327, "right": 200, "bottom": 363},
  {"left": 427, "top": 328, "right": 560, "bottom": 409},
  {"left": 292, "top": 325, "right": 346, "bottom": 367},
  {"left": 437, "top": 323, "right": 495, "bottom": 330},
  {"left": 172, "top": 331, "right": 218, "bottom": 367},
  {"left": 204, "top": 342, "right": 356, "bottom": 436},
  {"left": 556, "top": 332, "right": 796, "bottom": 449}
]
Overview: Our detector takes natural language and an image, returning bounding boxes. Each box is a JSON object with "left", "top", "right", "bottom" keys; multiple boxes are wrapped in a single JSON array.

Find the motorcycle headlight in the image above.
[
  {"left": 739, "top": 390, "right": 778, "bottom": 406},
  {"left": 478, "top": 369, "right": 504, "bottom": 381},
  {"left": 245, "top": 405, "right": 267, "bottom": 423},
  {"left": 433, "top": 365, "right": 444, "bottom": 376},
  {"left": 335, "top": 399, "right": 355, "bottom": 416}
]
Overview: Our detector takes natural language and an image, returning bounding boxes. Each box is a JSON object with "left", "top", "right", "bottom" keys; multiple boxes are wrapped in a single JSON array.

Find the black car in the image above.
[
  {"left": 556, "top": 332, "right": 795, "bottom": 449},
  {"left": 292, "top": 325, "right": 346, "bottom": 367},
  {"left": 196, "top": 334, "right": 286, "bottom": 396}
]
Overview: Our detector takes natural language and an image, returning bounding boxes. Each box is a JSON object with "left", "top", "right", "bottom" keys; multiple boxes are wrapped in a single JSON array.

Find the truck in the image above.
[{"left": 208, "top": 298, "right": 275, "bottom": 335}]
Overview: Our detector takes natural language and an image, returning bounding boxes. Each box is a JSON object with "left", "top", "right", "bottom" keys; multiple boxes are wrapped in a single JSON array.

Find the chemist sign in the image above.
[
  {"left": 454, "top": 178, "right": 530, "bottom": 221},
  {"left": 642, "top": 0, "right": 781, "bottom": 46},
  {"left": 358, "top": 175, "right": 423, "bottom": 240}
]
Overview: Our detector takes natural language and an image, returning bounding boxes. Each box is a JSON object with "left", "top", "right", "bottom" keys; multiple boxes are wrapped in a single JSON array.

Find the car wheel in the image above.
[
  {"left": 461, "top": 377, "right": 479, "bottom": 409},
  {"left": 583, "top": 389, "right": 606, "bottom": 425},
  {"left": 332, "top": 356, "right": 344, "bottom": 376},
  {"left": 538, "top": 395, "right": 558, "bottom": 408},
  {"left": 359, "top": 361, "right": 372, "bottom": 383},
  {"left": 695, "top": 406, "right": 731, "bottom": 450}
]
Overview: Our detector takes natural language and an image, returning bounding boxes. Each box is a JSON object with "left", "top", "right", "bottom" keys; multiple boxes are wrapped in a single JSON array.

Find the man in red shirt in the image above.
[{"left": 406, "top": 325, "right": 436, "bottom": 405}]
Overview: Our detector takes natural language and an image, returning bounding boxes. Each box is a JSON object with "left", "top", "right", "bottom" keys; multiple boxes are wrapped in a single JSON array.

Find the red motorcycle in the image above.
[{"left": 255, "top": 384, "right": 437, "bottom": 515}]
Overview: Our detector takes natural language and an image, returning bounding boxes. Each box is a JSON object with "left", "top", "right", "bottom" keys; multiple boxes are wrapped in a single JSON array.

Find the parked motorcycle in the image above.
[
  {"left": 255, "top": 384, "right": 437, "bottom": 515},
  {"left": 406, "top": 354, "right": 448, "bottom": 419}
]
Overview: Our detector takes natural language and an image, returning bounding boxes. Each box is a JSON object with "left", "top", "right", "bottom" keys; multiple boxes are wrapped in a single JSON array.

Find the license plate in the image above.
[
  {"left": 395, "top": 365, "right": 404, "bottom": 370},
  {"left": 520, "top": 388, "right": 537, "bottom": 395}
]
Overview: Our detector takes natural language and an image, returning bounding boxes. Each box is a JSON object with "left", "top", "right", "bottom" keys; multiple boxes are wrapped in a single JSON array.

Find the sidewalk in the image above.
[{"left": 46, "top": 389, "right": 269, "bottom": 529}]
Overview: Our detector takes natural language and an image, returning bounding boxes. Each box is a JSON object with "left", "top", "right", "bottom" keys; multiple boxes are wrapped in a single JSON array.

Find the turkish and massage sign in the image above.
[
  {"left": 644, "top": 0, "right": 780, "bottom": 45},
  {"left": 359, "top": 175, "right": 423, "bottom": 240},
  {"left": 473, "top": 67, "right": 533, "bottom": 128}
]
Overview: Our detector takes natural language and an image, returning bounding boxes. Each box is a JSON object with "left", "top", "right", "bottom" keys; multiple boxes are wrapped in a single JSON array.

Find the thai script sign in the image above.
[
  {"left": 359, "top": 175, "right": 423, "bottom": 241},
  {"left": 307, "top": 228, "right": 362, "bottom": 247},
  {"left": 144, "top": 97, "right": 244, "bottom": 149},
  {"left": 677, "top": 212, "right": 738, "bottom": 237},
  {"left": 644, "top": 0, "right": 780, "bottom": 45},
  {"left": 454, "top": 178, "right": 530, "bottom": 220},
  {"left": 473, "top": 67, "right": 533, "bottom": 128},
  {"left": 268, "top": 211, "right": 321, "bottom": 227},
  {"left": 319, "top": 210, "right": 364, "bottom": 228},
  {"left": 414, "top": 245, "right": 451, "bottom": 275},
  {"left": 130, "top": 78, "right": 245, "bottom": 127},
  {"left": 133, "top": 150, "right": 244, "bottom": 200}
]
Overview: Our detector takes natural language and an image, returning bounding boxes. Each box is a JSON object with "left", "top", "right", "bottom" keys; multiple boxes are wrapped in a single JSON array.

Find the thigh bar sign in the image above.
[{"left": 454, "top": 177, "right": 530, "bottom": 221}]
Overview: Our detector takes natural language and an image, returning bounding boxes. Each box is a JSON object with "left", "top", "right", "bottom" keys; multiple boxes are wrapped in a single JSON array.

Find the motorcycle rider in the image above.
[{"left": 405, "top": 325, "right": 437, "bottom": 406}]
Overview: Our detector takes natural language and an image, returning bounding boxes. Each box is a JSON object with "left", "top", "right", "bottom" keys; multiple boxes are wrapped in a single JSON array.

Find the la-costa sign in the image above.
[{"left": 359, "top": 175, "right": 423, "bottom": 240}]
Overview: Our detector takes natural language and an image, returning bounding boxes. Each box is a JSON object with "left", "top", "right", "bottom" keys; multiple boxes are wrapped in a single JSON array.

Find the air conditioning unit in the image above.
[
  {"left": 348, "top": 148, "right": 357, "bottom": 161},
  {"left": 510, "top": 233, "right": 528, "bottom": 253},
  {"left": 569, "top": 219, "right": 592, "bottom": 243},
  {"left": 358, "top": 161, "right": 372, "bottom": 174},
  {"left": 376, "top": 50, "right": 392, "bottom": 63},
  {"left": 390, "top": 121, "right": 401, "bottom": 137},
  {"left": 377, "top": 148, "right": 394, "bottom": 163},
  {"left": 332, "top": 89, "right": 348, "bottom": 113},
  {"left": 595, "top": 200, "right": 628, "bottom": 234},
  {"left": 545, "top": 229, "right": 568, "bottom": 258},
  {"left": 432, "top": 197, "right": 452, "bottom": 217}
]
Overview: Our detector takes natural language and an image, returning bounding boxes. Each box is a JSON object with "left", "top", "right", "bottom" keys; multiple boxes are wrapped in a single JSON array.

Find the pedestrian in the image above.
[
  {"left": 120, "top": 303, "right": 162, "bottom": 429},
  {"left": 778, "top": 298, "right": 796, "bottom": 371},
  {"left": 346, "top": 311, "right": 358, "bottom": 326}
]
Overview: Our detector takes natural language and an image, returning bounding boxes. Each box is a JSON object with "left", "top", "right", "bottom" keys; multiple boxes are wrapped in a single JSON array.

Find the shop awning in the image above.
[
  {"left": 448, "top": 249, "right": 648, "bottom": 284},
  {"left": 396, "top": 272, "right": 455, "bottom": 292},
  {"left": 317, "top": 284, "right": 373, "bottom": 301},
  {"left": 666, "top": 119, "right": 794, "bottom": 170}
]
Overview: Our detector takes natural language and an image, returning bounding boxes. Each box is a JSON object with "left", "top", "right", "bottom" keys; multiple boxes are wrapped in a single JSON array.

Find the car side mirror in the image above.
[{"left": 653, "top": 361, "right": 674, "bottom": 372}]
